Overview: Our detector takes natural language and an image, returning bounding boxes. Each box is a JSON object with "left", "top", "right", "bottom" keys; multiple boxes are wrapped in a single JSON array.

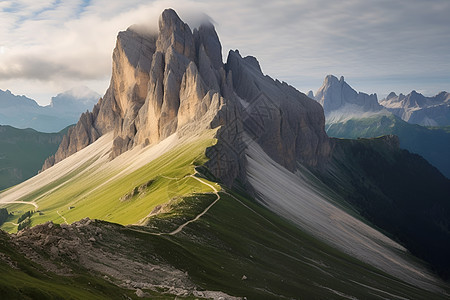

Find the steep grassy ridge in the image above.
[
  {"left": 0, "top": 130, "right": 218, "bottom": 233},
  {"left": 133, "top": 189, "right": 449, "bottom": 299},
  {"left": 2, "top": 189, "right": 448, "bottom": 299}
]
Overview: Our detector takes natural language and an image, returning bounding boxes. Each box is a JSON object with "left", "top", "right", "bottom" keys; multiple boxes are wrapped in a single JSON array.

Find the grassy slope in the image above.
[
  {"left": 0, "top": 191, "right": 448, "bottom": 299},
  {"left": 1, "top": 127, "right": 448, "bottom": 298},
  {"left": 0, "top": 230, "right": 138, "bottom": 300},
  {"left": 1, "top": 187, "right": 448, "bottom": 299},
  {"left": 5, "top": 188, "right": 444, "bottom": 299},
  {"left": 0, "top": 228, "right": 204, "bottom": 300},
  {"left": 326, "top": 114, "right": 450, "bottom": 178},
  {"left": 316, "top": 136, "right": 450, "bottom": 280},
  {"left": 0, "top": 125, "right": 69, "bottom": 191},
  {"left": 1, "top": 132, "right": 218, "bottom": 233},
  {"left": 128, "top": 188, "right": 449, "bottom": 299}
]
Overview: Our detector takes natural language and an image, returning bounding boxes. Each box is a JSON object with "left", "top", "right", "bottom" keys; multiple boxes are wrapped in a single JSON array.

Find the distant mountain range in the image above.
[
  {"left": 312, "top": 75, "right": 450, "bottom": 178},
  {"left": 0, "top": 87, "right": 100, "bottom": 132},
  {"left": 309, "top": 75, "right": 450, "bottom": 126},
  {"left": 380, "top": 90, "right": 450, "bottom": 126}
]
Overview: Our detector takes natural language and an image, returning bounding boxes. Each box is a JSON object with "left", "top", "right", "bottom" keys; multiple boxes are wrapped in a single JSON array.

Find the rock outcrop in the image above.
[
  {"left": 315, "top": 75, "right": 382, "bottom": 116},
  {"left": 43, "top": 9, "right": 330, "bottom": 186},
  {"left": 10, "top": 219, "right": 239, "bottom": 299},
  {"left": 380, "top": 90, "right": 450, "bottom": 126}
]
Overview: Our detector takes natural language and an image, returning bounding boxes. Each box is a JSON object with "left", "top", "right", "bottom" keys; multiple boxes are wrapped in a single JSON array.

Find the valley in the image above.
[{"left": 0, "top": 125, "right": 69, "bottom": 191}]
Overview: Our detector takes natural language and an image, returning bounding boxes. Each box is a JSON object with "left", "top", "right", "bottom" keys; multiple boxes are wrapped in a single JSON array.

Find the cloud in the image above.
[
  {"left": 0, "top": 0, "right": 214, "bottom": 83},
  {"left": 0, "top": 0, "right": 449, "bottom": 105}
]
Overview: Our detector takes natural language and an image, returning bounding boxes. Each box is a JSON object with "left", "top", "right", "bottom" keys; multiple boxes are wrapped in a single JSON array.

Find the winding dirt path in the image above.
[
  {"left": 5, "top": 222, "right": 19, "bottom": 226},
  {"left": 131, "top": 173, "right": 220, "bottom": 236},
  {"left": 168, "top": 175, "right": 220, "bottom": 235},
  {"left": 57, "top": 210, "right": 68, "bottom": 224}
]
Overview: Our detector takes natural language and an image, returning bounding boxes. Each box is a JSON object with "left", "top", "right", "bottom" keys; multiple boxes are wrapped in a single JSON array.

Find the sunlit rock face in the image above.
[{"left": 43, "top": 9, "right": 331, "bottom": 186}]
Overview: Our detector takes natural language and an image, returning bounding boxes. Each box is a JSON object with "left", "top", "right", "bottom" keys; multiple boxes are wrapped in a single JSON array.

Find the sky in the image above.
[{"left": 0, "top": 0, "right": 449, "bottom": 105}]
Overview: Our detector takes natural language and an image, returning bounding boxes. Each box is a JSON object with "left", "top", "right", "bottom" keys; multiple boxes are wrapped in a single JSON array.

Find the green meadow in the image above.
[{"left": 0, "top": 131, "right": 219, "bottom": 233}]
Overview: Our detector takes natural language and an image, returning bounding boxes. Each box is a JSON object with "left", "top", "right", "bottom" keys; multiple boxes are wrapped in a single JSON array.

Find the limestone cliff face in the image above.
[
  {"left": 43, "top": 9, "right": 243, "bottom": 184},
  {"left": 43, "top": 9, "right": 330, "bottom": 186}
]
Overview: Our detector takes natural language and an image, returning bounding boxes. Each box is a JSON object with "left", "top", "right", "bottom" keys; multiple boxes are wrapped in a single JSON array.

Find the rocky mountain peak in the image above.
[
  {"left": 322, "top": 74, "right": 338, "bottom": 85},
  {"left": 242, "top": 55, "right": 262, "bottom": 74},
  {"left": 386, "top": 92, "right": 397, "bottom": 100},
  {"left": 159, "top": 8, "right": 182, "bottom": 31},
  {"left": 380, "top": 90, "right": 450, "bottom": 126},
  {"left": 0, "top": 89, "right": 39, "bottom": 108},
  {"left": 42, "top": 9, "right": 331, "bottom": 186},
  {"left": 194, "top": 22, "right": 223, "bottom": 70},
  {"left": 436, "top": 91, "right": 450, "bottom": 101},
  {"left": 407, "top": 90, "right": 425, "bottom": 107},
  {"left": 315, "top": 74, "right": 382, "bottom": 115},
  {"left": 157, "top": 9, "right": 195, "bottom": 61}
]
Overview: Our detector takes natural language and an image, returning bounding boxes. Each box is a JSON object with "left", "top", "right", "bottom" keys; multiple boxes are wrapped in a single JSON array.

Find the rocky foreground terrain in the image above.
[{"left": 6, "top": 218, "right": 238, "bottom": 299}]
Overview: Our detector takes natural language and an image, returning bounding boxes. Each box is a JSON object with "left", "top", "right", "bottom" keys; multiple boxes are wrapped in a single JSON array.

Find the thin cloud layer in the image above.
[{"left": 0, "top": 0, "right": 449, "bottom": 104}]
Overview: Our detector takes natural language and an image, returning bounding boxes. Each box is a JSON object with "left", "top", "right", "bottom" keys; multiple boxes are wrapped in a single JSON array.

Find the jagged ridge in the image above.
[
  {"left": 315, "top": 75, "right": 382, "bottom": 115},
  {"left": 43, "top": 9, "right": 330, "bottom": 187},
  {"left": 380, "top": 90, "right": 450, "bottom": 126}
]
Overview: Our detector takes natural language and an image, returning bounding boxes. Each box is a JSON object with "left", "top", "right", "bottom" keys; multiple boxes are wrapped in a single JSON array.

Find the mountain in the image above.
[
  {"left": 2, "top": 131, "right": 449, "bottom": 298},
  {"left": 1, "top": 9, "right": 450, "bottom": 298},
  {"left": 0, "top": 125, "right": 69, "bottom": 191},
  {"left": 315, "top": 75, "right": 383, "bottom": 118},
  {"left": 315, "top": 78, "right": 450, "bottom": 126},
  {"left": 0, "top": 87, "right": 100, "bottom": 132},
  {"left": 48, "top": 86, "right": 100, "bottom": 116},
  {"left": 326, "top": 114, "right": 450, "bottom": 178},
  {"left": 315, "top": 74, "right": 450, "bottom": 178},
  {"left": 0, "top": 89, "right": 39, "bottom": 109},
  {"left": 315, "top": 135, "right": 450, "bottom": 279},
  {"left": 42, "top": 10, "right": 330, "bottom": 185},
  {"left": 380, "top": 90, "right": 450, "bottom": 126}
]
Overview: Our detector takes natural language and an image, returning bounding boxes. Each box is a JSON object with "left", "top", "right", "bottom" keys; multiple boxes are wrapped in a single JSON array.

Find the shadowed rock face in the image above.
[
  {"left": 43, "top": 9, "right": 330, "bottom": 186},
  {"left": 226, "top": 50, "right": 330, "bottom": 170}
]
